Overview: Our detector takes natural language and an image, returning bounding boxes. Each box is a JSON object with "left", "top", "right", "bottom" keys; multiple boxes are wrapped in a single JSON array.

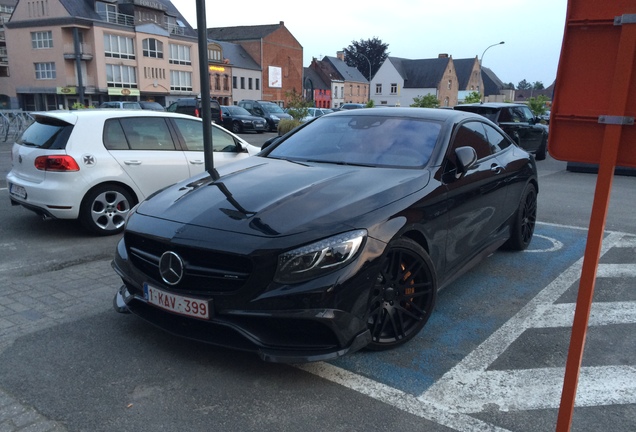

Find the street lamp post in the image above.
[
  {"left": 480, "top": 41, "right": 504, "bottom": 102},
  {"left": 357, "top": 52, "right": 372, "bottom": 104}
]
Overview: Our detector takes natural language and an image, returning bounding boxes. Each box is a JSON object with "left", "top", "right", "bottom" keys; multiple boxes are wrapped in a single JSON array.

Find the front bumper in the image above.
[
  {"left": 113, "top": 283, "right": 372, "bottom": 363},
  {"left": 110, "top": 227, "right": 380, "bottom": 363}
]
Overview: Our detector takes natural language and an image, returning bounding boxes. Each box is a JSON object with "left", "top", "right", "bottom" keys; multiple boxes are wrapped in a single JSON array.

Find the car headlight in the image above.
[
  {"left": 275, "top": 230, "right": 367, "bottom": 284},
  {"left": 271, "top": 115, "right": 280, "bottom": 121}
]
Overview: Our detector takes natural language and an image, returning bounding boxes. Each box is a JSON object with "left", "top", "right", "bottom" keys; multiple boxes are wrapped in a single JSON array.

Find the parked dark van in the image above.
[
  {"left": 238, "top": 100, "right": 292, "bottom": 132},
  {"left": 454, "top": 103, "right": 548, "bottom": 160},
  {"left": 166, "top": 98, "right": 222, "bottom": 124}
]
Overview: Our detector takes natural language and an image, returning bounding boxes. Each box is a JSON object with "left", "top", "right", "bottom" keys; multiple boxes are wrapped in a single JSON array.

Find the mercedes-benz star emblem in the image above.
[{"left": 159, "top": 251, "right": 184, "bottom": 285}]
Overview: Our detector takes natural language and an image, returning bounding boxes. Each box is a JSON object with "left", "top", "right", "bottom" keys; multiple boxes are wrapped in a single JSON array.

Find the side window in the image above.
[
  {"left": 166, "top": 103, "right": 177, "bottom": 113},
  {"left": 173, "top": 119, "right": 237, "bottom": 152},
  {"left": 103, "top": 119, "right": 129, "bottom": 150},
  {"left": 452, "top": 122, "right": 492, "bottom": 160},
  {"left": 521, "top": 106, "right": 534, "bottom": 122},
  {"left": 498, "top": 108, "right": 512, "bottom": 122},
  {"left": 511, "top": 108, "right": 525, "bottom": 122},
  {"left": 119, "top": 117, "right": 174, "bottom": 150},
  {"left": 173, "top": 118, "right": 203, "bottom": 151},
  {"left": 212, "top": 126, "right": 238, "bottom": 152},
  {"left": 483, "top": 123, "right": 511, "bottom": 153}
]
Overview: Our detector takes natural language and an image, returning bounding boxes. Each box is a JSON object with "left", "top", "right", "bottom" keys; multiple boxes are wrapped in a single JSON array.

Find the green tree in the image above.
[
  {"left": 517, "top": 79, "right": 532, "bottom": 90},
  {"left": 343, "top": 37, "right": 389, "bottom": 81},
  {"left": 284, "top": 88, "right": 312, "bottom": 121},
  {"left": 527, "top": 95, "right": 549, "bottom": 116},
  {"left": 532, "top": 81, "right": 545, "bottom": 90},
  {"left": 411, "top": 94, "right": 440, "bottom": 108},
  {"left": 462, "top": 91, "right": 482, "bottom": 104}
]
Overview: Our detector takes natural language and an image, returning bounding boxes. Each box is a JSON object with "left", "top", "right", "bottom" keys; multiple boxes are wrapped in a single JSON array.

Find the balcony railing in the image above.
[
  {"left": 165, "top": 20, "right": 185, "bottom": 35},
  {"left": 98, "top": 11, "right": 134, "bottom": 27},
  {"left": 65, "top": 77, "right": 95, "bottom": 87},
  {"left": 63, "top": 43, "right": 93, "bottom": 60}
]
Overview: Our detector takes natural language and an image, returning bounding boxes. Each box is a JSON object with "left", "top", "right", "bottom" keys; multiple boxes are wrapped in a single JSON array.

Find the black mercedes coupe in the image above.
[{"left": 112, "top": 108, "right": 538, "bottom": 363}]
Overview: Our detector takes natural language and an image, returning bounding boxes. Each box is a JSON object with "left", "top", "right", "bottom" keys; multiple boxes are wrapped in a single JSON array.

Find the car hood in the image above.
[{"left": 136, "top": 156, "right": 430, "bottom": 238}]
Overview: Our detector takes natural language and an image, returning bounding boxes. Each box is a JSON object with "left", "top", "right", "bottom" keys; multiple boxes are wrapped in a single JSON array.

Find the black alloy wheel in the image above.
[
  {"left": 503, "top": 183, "right": 537, "bottom": 250},
  {"left": 231, "top": 121, "right": 242, "bottom": 134},
  {"left": 366, "top": 238, "right": 437, "bottom": 350}
]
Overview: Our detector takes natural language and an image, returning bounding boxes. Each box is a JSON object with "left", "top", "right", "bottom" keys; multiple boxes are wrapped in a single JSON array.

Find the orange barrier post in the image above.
[{"left": 554, "top": 13, "right": 636, "bottom": 432}]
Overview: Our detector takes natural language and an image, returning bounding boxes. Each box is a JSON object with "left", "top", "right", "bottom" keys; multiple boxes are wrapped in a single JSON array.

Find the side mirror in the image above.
[{"left": 455, "top": 146, "right": 478, "bottom": 177}]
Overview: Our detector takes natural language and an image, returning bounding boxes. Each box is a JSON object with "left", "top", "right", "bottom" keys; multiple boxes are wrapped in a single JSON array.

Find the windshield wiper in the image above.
[{"left": 304, "top": 159, "right": 376, "bottom": 167}]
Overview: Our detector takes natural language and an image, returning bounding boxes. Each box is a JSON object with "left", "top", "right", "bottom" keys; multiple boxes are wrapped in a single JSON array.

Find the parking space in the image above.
[
  {"left": 1, "top": 135, "right": 635, "bottom": 430},
  {"left": 299, "top": 223, "right": 636, "bottom": 431}
]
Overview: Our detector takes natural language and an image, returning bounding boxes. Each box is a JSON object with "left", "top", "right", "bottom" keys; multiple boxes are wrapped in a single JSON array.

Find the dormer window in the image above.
[
  {"left": 96, "top": 1, "right": 117, "bottom": 23},
  {"left": 208, "top": 44, "right": 222, "bottom": 62}
]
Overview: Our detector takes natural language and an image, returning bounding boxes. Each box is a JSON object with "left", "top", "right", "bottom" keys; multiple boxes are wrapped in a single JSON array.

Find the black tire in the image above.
[
  {"left": 231, "top": 121, "right": 242, "bottom": 134},
  {"left": 535, "top": 136, "right": 547, "bottom": 161},
  {"left": 503, "top": 183, "right": 537, "bottom": 250},
  {"left": 366, "top": 238, "right": 437, "bottom": 350},
  {"left": 79, "top": 184, "right": 135, "bottom": 236}
]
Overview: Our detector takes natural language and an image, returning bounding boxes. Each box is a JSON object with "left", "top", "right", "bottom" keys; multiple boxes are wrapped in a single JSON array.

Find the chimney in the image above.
[
  {"left": 337, "top": 51, "right": 345, "bottom": 61},
  {"left": 438, "top": 53, "right": 449, "bottom": 58}
]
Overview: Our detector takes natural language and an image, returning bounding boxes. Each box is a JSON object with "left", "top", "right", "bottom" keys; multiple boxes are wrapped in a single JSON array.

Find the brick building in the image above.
[{"left": 206, "top": 22, "right": 303, "bottom": 107}]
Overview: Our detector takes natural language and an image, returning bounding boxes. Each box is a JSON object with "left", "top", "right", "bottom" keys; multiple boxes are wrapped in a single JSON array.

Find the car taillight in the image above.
[
  {"left": 195, "top": 108, "right": 200, "bottom": 117},
  {"left": 34, "top": 155, "right": 80, "bottom": 172}
]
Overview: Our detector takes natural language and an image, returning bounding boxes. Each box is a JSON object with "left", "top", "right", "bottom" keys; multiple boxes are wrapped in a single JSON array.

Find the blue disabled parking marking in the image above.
[
  {"left": 297, "top": 225, "right": 636, "bottom": 431},
  {"left": 327, "top": 223, "right": 590, "bottom": 396}
]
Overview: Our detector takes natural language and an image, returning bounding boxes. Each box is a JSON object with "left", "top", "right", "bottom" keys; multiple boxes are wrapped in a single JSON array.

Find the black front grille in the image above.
[{"left": 125, "top": 232, "right": 252, "bottom": 295}]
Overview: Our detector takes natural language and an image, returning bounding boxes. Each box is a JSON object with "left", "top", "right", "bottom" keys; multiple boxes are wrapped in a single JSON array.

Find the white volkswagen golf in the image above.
[{"left": 7, "top": 110, "right": 260, "bottom": 235}]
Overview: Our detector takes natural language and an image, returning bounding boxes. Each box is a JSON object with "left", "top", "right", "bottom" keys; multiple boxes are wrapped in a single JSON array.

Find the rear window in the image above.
[{"left": 17, "top": 118, "right": 73, "bottom": 149}]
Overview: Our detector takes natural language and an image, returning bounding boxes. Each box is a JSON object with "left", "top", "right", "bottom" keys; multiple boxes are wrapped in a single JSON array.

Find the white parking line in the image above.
[
  {"left": 298, "top": 361, "right": 512, "bottom": 432},
  {"left": 298, "top": 228, "right": 635, "bottom": 431}
]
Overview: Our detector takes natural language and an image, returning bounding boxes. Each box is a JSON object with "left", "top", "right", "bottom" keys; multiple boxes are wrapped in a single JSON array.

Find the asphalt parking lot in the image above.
[{"left": 0, "top": 131, "right": 634, "bottom": 432}]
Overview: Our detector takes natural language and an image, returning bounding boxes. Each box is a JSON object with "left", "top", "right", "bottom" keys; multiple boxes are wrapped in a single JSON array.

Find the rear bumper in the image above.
[{"left": 6, "top": 173, "right": 81, "bottom": 219}]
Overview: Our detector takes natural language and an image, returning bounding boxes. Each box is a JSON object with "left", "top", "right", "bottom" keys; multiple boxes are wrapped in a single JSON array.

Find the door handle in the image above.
[
  {"left": 189, "top": 160, "right": 204, "bottom": 165},
  {"left": 490, "top": 164, "right": 503, "bottom": 174},
  {"left": 124, "top": 160, "right": 142, "bottom": 165}
]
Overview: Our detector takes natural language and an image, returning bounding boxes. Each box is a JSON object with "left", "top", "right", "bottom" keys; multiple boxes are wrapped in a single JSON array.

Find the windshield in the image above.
[
  {"left": 267, "top": 114, "right": 441, "bottom": 168},
  {"left": 261, "top": 103, "right": 285, "bottom": 114}
]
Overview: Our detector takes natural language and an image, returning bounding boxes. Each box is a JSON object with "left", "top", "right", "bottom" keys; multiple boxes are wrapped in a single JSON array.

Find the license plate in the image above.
[
  {"left": 143, "top": 283, "right": 210, "bottom": 320},
  {"left": 255, "top": 124, "right": 264, "bottom": 129},
  {"left": 9, "top": 183, "right": 27, "bottom": 199}
]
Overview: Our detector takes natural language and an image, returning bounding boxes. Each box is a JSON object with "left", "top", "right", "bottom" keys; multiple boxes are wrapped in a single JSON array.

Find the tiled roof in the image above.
[
  {"left": 57, "top": 0, "right": 196, "bottom": 37},
  {"left": 453, "top": 58, "right": 478, "bottom": 89},
  {"left": 303, "top": 67, "right": 329, "bottom": 90},
  {"left": 323, "top": 56, "right": 368, "bottom": 83},
  {"left": 216, "top": 40, "right": 260, "bottom": 71},
  {"left": 389, "top": 57, "right": 450, "bottom": 88},
  {"left": 206, "top": 23, "right": 283, "bottom": 41}
]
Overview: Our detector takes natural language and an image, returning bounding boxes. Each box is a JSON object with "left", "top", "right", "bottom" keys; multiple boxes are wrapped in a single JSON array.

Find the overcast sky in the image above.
[{"left": 174, "top": 0, "right": 568, "bottom": 87}]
